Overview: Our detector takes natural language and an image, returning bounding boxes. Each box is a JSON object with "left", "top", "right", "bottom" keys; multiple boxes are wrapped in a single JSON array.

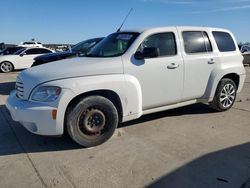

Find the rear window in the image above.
[
  {"left": 212, "top": 31, "right": 236, "bottom": 52},
  {"left": 182, "top": 31, "right": 212, "bottom": 54}
]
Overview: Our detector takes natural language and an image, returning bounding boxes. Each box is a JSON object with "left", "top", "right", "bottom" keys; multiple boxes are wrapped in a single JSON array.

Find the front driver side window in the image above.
[{"left": 138, "top": 32, "right": 177, "bottom": 57}]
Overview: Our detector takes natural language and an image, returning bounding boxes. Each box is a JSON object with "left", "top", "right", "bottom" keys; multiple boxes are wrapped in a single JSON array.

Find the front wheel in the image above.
[
  {"left": 0, "top": 61, "right": 14, "bottom": 73},
  {"left": 210, "top": 78, "right": 237, "bottom": 111},
  {"left": 66, "top": 95, "right": 118, "bottom": 147}
]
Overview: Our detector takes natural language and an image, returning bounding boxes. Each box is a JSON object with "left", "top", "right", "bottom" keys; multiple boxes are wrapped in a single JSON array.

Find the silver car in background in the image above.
[{"left": 240, "top": 45, "right": 250, "bottom": 65}]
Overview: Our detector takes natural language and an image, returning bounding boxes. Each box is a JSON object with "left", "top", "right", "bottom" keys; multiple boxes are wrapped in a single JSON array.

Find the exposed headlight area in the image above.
[{"left": 31, "top": 86, "right": 61, "bottom": 102}]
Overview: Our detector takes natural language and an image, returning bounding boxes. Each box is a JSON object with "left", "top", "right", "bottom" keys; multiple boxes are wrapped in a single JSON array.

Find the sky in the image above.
[{"left": 0, "top": 0, "right": 250, "bottom": 44}]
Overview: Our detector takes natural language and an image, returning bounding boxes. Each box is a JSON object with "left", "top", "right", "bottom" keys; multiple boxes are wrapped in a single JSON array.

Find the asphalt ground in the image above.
[{"left": 0, "top": 67, "right": 250, "bottom": 188}]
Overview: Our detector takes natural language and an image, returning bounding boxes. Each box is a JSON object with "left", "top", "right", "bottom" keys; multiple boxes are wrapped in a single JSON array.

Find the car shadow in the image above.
[
  {"left": 0, "top": 104, "right": 82, "bottom": 156},
  {"left": 1, "top": 104, "right": 249, "bottom": 188},
  {"left": 120, "top": 103, "right": 216, "bottom": 128},
  {"left": 0, "top": 82, "right": 15, "bottom": 95},
  {"left": 146, "top": 142, "right": 250, "bottom": 188},
  {"left": 0, "top": 102, "right": 217, "bottom": 156}
]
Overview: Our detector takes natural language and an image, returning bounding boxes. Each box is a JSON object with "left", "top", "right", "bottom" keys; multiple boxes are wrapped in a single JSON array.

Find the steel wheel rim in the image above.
[
  {"left": 220, "top": 83, "right": 235, "bottom": 108},
  {"left": 0, "top": 62, "right": 12, "bottom": 72},
  {"left": 77, "top": 107, "right": 108, "bottom": 139}
]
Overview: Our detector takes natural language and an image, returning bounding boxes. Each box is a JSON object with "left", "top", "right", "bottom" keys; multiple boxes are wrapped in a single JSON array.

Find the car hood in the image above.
[{"left": 18, "top": 57, "right": 123, "bottom": 99}]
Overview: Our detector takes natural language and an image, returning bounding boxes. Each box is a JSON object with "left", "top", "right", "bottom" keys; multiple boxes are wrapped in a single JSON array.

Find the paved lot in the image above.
[{"left": 0, "top": 67, "right": 250, "bottom": 188}]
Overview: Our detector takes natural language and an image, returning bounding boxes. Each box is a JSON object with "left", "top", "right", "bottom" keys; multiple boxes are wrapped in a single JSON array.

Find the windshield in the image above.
[
  {"left": 2, "top": 47, "right": 24, "bottom": 55},
  {"left": 14, "top": 48, "right": 27, "bottom": 55},
  {"left": 86, "top": 32, "right": 139, "bottom": 57},
  {"left": 72, "top": 38, "right": 102, "bottom": 52}
]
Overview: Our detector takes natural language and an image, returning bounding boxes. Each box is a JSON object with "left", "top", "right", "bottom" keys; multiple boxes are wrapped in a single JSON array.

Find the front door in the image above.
[
  {"left": 124, "top": 30, "right": 184, "bottom": 110},
  {"left": 20, "top": 48, "right": 44, "bottom": 68}
]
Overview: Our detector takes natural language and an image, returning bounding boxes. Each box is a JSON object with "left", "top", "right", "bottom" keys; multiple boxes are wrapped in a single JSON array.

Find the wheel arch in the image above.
[
  {"left": 206, "top": 70, "right": 241, "bottom": 102},
  {"left": 64, "top": 89, "right": 123, "bottom": 124},
  {"left": 221, "top": 73, "right": 240, "bottom": 89}
]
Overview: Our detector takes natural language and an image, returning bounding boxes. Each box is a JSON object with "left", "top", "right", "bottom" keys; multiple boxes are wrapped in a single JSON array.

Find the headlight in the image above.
[{"left": 31, "top": 86, "right": 61, "bottom": 102}]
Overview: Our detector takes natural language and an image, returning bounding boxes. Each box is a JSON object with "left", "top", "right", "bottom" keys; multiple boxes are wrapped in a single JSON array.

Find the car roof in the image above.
[{"left": 121, "top": 26, "right": 231, "bottom": 33}]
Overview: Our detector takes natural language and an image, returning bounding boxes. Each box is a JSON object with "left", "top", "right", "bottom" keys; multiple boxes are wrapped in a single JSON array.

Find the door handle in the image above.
[
  {"left": 208, "top": 58, "right": 215, "bottom": 64},
  {"left": 167, "top": 63, "right": 179, "bottom": 69}
]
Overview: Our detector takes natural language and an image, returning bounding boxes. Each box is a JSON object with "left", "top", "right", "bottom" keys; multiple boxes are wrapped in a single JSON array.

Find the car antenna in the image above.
[{"left": 117, "top": 8, "right": 133, "bottom": 32}]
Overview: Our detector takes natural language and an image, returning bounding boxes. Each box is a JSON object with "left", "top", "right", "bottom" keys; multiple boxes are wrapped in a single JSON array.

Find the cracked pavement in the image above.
[{"left": 0, "top": 67, "right": 250, "bottom": 188}]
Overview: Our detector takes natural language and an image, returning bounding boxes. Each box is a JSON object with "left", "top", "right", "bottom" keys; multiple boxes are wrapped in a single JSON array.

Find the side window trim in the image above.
[{"left": 201, "top": 31, "right": 213, "bottom": 53}]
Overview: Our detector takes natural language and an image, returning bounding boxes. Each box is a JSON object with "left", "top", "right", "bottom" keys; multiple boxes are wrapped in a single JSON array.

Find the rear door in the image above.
[{"left": 178, "top": 28, "right": 220, "bottom": 101}]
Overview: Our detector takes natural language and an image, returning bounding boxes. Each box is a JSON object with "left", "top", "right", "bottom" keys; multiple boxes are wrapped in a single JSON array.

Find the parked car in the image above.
[
  {"left": 32, "top": 37, "right": 104, "bottom": 67},
  {"left": 0, "top": 46, "right": 26, "bottom": 56},
  {"left": 238, "top": 45, "right": 250, "bottom": 65},
  {"left": 243, "top": 51, "right": 250, "bottom": 65},
  {"left": 0, "top": 47, "right": 54, "bottom": 72},
  {"left": 6, "top": 26, "right": 245, "bottom": 147},
  {"left": 19, "top": 41, "right": 43, "bottom": 48},
  {"left": 240, "top": 45, "right": 250, "bottom": 53}
]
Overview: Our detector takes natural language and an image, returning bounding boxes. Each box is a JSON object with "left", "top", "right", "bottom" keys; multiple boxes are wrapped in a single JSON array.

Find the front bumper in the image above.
[{"left": 6, "top": 91, "right": 61, "bottom": 136}]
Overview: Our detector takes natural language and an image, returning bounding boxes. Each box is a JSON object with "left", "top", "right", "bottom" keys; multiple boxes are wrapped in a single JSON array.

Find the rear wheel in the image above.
[
  {"left": 66, "top": 95, "right": 118, "bottom": 147},
  {"left": 210, "top": 78, "right": 237, "bottom": 111},
  {"left": 0, "top": 61, "right": 14, "bottom": 73}
]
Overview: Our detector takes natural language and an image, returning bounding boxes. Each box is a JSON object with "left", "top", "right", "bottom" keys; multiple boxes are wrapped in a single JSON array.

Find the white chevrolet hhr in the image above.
[{"left": 7, "top": 26, "right": 246, "bottom": 147}]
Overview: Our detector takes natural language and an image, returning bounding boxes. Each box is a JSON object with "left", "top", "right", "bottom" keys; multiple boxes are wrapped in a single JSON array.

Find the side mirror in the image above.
[
  {"left": 134, "top": 47, "right": 159, "bottom": 60},
  {"left": 19, "top": 53, "right": 25, "bottom": 57},
  {"left": 134, "top": 51, "right": 144, "bottom": 60}
]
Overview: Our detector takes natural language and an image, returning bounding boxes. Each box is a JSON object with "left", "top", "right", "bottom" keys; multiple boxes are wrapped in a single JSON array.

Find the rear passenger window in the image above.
[
  {"left": 212, "top": 31, "right": 236, "bottom": 52},
  {"left": 182, "top": 31, "right": 212, "bottom": 54},
  {"left": 139, "top": 32, "right": 177, "bottom": 57}
]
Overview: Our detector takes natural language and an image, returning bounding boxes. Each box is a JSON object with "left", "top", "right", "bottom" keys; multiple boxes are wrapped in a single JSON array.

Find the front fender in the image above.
[{"left": 46, "top": 74, "right": 143, "bottom": 134}]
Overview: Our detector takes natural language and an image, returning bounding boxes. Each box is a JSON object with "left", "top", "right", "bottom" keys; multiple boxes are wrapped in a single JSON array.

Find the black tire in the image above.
[
  {"left": 66, "top": 95, "right": 118, "bottom": 147},
  {"left": 0, "top": 61, "right": 14, "bottom": 73},
  {"left": 210, "top": 78, "right": 237, "bottom": 112}
]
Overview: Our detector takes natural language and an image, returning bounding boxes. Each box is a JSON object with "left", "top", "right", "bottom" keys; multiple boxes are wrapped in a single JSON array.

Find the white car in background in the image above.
[
  {"left": 0, "top": 47, "right": 54, "bottom": 72},
  {"left": 19, "top": 41, "right": 43, "bottom": 48}
]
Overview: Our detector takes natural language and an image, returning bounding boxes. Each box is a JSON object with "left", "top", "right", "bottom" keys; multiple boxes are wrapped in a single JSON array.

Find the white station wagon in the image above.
[{"left": 7, "top": 26, "right": 246, "bottom": 147}]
